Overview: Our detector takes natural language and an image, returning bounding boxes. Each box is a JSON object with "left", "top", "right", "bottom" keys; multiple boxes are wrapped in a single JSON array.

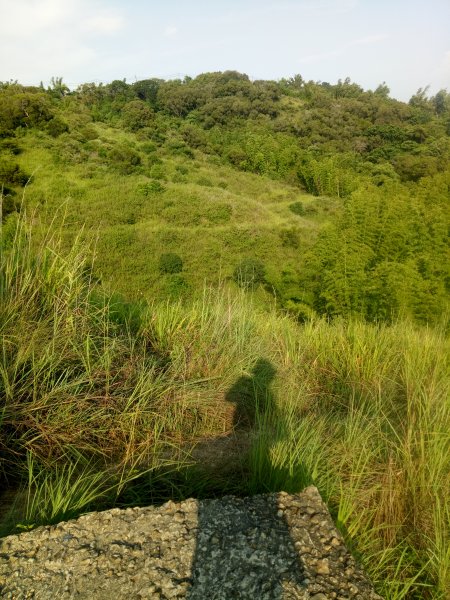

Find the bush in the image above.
[
  {"left": 197, "top": 177, "right": 213, "bottom": 187},
  {"left": 171, "top": 172, "right": 187, "bottom": 184},
  {"left": 284, "top": 300, "right": 316, "bottom": 323},
  {"left": 140, "top": 141, "right": 157, "bottom": 154},
  {"left": 149, "top": 164, "right": 166, "bottom": 180},
  {"left": 289, "top": 201, "right": 306, "bottom": 216},
  {"left": 46, "top": 117, "right": 69, "bottom": 138},
  {"left": 0, "top": 159, "right": 29, "bottom": 186},
  {"left": 159, "top": 253, "right": 183, "bottom": 274},
  {"left": 279, "top": 227, "right": 300, "bottom": 248},
  {"left": 108, "top": 144, "right": 141, "bottom": 174},
  {"left": 79, "top": 124, "right": 98, "bottom": 141},
  {"left": 0, "top": 139, "right": 21, "bottom": 155},
  {"left": 175, "top": 164, "right": 189, "bottom": 175},
  {"left": 233, "top": 258, "right": 265, "bottom": 288},
  {"left": 0, "top": 193, "right": 20, "bottom": 219},
  {"left": 137, "top": 180, "right": 166, "bottom": 195},
  {"left": 163, "top": 274, "right": 190, "bottom": 299},
  {"left": 166, "top": 140, "right": 194, "bottom": 158}
]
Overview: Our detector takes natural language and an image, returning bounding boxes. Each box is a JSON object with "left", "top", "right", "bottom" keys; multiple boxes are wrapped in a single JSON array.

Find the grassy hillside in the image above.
[
  {"left": 1, "top": 73, "right": 449, "bottom": 598},
  {"left": 0, "top": 215, "right": 448, "bottom": 599},
  {"left": 14, "top": 123, "right": 329, "bottom": 303},
  {"left": 1, "top": 73, "right": 448, "bottom": 322}
]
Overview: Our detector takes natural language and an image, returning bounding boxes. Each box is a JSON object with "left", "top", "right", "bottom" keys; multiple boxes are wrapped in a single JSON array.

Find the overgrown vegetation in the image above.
[
  {"left": 1, "top": 73, "right": 448, "bottom": 322},
  {"left": 0, "top": 72, "right": 449, "bottom": 598}
]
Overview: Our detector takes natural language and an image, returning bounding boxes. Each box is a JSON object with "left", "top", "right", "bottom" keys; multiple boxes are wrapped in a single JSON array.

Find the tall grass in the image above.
[
  {"left": 248, "top": 316, "right": 449, "bottom": 599},
  {"left": 1, "top": 210, "right": 448, "bottom": 598}
]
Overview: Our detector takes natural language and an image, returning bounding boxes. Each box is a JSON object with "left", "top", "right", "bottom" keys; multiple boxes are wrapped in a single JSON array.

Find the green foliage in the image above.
[
  {"left": 159, "top": 252, "right": 183, "bottom": 274},
  {"left": 303, "top": 178, "right": 449, "bottom": 323},
  {"left": 393, "top": 154, "right": 439, "bottom": 181},
  {"left": 46, "top": 116, "right": 69, "bottom": 138},
  {"left": 149, "top": 163, "right": 166, "bottom": 179},
  {"left": 0, "top": 85, "right": 53, "bottom": 136},
  {"left": 0, "top": 72, "right": 449, "bottom": 600},
  {"left": 205, "top": 202, "right": 232, "bottom": 224},
  {"left": 132, "top": 78, "right": 163, "bottom": 107},
  {"left": 108, "top": 144, "right": 141, "bottom": 174},
  {"left": 166, "top": 139, "right": 194, "bottom": 158},
  {"left": 1, "top": 215, "right": 448, "bottom": 598},
  {"left": 0, "top": 158, "right": 29, "bottom": 186},
  {"left": 0, "top": 139, "right": 21, "bottom": 154},
  {"left": 196, "top": 176, "right": 213, "bottom": 187},
  {"left": 0, "top": 212, "right": 450, "bottom": 600},
  {"left": 137, "top": 180, "right": 166, "bottom": 195},
  {"left": 279, "top": 227, "right": 300, "bottom": 248},
  {"left": 289, "top": 201, "right": 306, "bottom": 216},
  {"left": 79, "top": 124, "right": 98, "bottom": 141},
  {"left": 122, "top": 100, "right": 154, "bottom": 131},
  {"left": 163, "top": 273, "right": 190, "bottom": 299},
  {"left": 48, "top": 76, "right": 69, "bottom": 99},
  {"left": 297, "top": 154, "right": 359, "bottom": 197},
  {"left": 0, "top": 193, "right": 20, "bottom": 220},
  {"left": 2, "top": 71, "right": 448, "bottom": 327},
  {"left": 233, "top": 258, "right": 266, "bottom": 288}
]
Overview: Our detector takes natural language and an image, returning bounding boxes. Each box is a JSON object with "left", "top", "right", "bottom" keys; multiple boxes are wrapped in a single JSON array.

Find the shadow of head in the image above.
[{"left": 225, "top": 358, "right": 277, "bottom": 429}]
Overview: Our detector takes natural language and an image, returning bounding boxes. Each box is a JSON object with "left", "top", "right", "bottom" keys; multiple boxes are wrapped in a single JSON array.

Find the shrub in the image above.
[
  {"left": 279, "top": 227, "right": 300, "bottom": 248},
  {"left": 79, "top": 124, "right": 98, "bottom": 141},
  {"left": 197, "top": 177, "right": 213, "bottom": 187},
  {"left": 233, "top": 258, "right": 265, "bottom": 288},
  {"left": 284, "top": 300, "right": 316, "bottom": 322},
  {"left": 137, "top": 180, "right": 166, "bottom": 195},
  {"left": 164, "top": 274, "right": 190, "bottom": 298},
  {"left": 0, "top": 193, "right": 20, "bottom": 219},
  {"left": 171, "top": 173, "right": 187, "bottom": 184},
  {"left": 140, "top": 141, "right": 157, "bottom": 154},
  {"left": 0, "top": 159, "right": 29, "bottom": 186},
  {"left": 159, "top": 253, "right": 183, "bottom": 274},
  {"left": 0, "top": 139, "right": 21, "bottom": 154},
  {"left": 166, "top": 140, "right": 194, "bottom": 158},
  {"left": 289, "top": 201, "right": 306, "bottom": 216},
  {"left": 175, "top": 164, "right": 189, "bottom": 175},
  {"left": 108, "top": 144, "right": 141, "bottom": 174},
  {"left": 149, "top": 164, "right": 166, "bottom": 180},
  {"left": 46, "top": 117, "right": 69, "bottom": 138}
]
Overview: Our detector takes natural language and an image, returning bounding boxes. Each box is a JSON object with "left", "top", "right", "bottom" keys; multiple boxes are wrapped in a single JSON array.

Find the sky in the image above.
[{"left": 0, "top": 0, "right": 449, "bottom": 101}]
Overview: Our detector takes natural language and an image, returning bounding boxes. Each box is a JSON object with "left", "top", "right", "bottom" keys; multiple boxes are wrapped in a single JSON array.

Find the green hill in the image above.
[
  {"left": 12, "top": 122, "right": 329, "bottom": 304},
  {"left": 1, "top": 73, "right": 449, "bottom": 599},
  {"left": 1, "top": 72, "right": 449, "bottom": 322}
]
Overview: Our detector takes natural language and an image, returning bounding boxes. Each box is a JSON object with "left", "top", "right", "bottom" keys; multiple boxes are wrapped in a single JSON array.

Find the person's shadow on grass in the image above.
[{"left": 186, "top": 358, "right": 306, "bottom": 599}]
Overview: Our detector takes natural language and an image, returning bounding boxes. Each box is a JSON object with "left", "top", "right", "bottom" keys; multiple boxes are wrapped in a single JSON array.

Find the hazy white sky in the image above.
[{"left": 0, "top": 0, "right": 449, "bottom": 101}]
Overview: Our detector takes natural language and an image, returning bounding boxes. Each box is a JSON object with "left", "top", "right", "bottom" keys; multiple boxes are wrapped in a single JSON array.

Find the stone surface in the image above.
[{"left": 0, "top": 487, "right": 382, "bottom": 599}]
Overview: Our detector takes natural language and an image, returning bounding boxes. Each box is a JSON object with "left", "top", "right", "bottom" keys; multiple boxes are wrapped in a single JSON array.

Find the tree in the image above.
[
  {"left": 0, "top": 86, "right": 53, "bottom": 135},
  {"left": 431, "top": 89, "right": 450, "bottom": 116},
  {"left": 132, "top": 79, "right": 163, "bottom": 107},
  {"left": 122, "top": 100, "right": 154, "bottom": 131},
  {"left": 374, "top": 82, "right": 390, "bottom": 98},
  {"left": 48, "top": 76, "right": 69, "bottom": 98}
]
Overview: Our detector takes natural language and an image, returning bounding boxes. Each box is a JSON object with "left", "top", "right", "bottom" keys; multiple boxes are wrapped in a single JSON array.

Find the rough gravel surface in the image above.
[{"left": 0, "top": 486, "right": 382, "bottom": 599}]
